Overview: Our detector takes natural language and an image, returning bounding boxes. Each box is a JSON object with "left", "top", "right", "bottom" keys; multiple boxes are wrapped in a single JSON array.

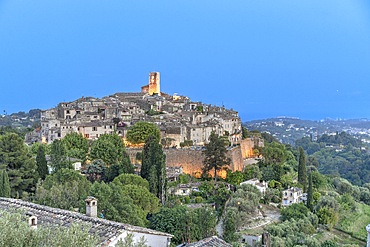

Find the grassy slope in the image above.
[{"left": 336, "top": 202, "right": 370, "bottom": 242}]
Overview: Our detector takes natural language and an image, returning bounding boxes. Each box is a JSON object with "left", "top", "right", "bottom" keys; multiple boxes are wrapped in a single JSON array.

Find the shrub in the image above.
[{"left": 195, "top": 196, "right": 203, "bottom": 203}]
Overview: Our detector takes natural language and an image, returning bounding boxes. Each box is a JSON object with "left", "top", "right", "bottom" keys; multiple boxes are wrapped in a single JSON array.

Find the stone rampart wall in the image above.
[{"left": 126, "top": 146, "right": 244, "bottom": 177}]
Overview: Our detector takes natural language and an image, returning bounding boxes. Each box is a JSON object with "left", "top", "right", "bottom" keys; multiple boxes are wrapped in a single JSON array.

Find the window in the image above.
[
  {"left": 66, "top": 110, "right": 70, "bottom": 114},
  {"left": 92, "top": 127, "right": 97, "bottom": 131},
  {"left": 85, "top": 134, "right": 89, "bottom": 138}
]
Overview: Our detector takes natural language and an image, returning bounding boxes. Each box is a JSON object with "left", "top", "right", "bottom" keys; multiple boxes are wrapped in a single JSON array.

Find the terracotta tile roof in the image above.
[
  {"left": 0, "top": 197, "right": 173, "bottom": 245},
  {"left": 179, "top": 236, "right": 231, "bottom": 247}
]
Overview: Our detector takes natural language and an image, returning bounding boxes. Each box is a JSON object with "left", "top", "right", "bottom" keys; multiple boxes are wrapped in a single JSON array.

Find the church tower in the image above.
[{"left": 149, "top": 72, "right": 160, "bottom": 96}]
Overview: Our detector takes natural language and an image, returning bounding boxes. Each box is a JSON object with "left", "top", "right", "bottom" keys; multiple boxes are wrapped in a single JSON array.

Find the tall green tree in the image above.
[
  {"left": 90, "top": 133, "right": 126, "bottom": 165},
  {"left": 0, "top": 170, "right": 10, "bottom": 197},
  {"left": 85, "top": 159, "right": 106, "bottom": 183},
  {"left": 126, "top": 122, "right": 160, "bottom": 144},
  {"left": 62, "top": 132, "right": 89, "bottom": 160},
  {"left": 89, "top": 180, "right": 158, "bottom": 227},
  {"left": 105, "top": 152, "right": 134, "bottom": 182},
  {"left": 50, "top": 139, "right": 70, "bottom": 173},
  {"left": 141, "top": 136, "right": 166, "bottom": 204},
  {"left": 149, "top": 206, "right": 216, "bottom": 245},
  {"left": 298, "top": 147, "right": 307, "bottom": 191},
  {"left": 35, "top": 168, "right": 91, "bottom": 211},
  {"left": 0, "top": 133, "right": 37, "bottom": 198},
  {"left": 202, "top": 132, "right": 230, "bottom": 180},
  {"left": 36, "top": 144, "right": 48, "bottom": 180},
  {"left": 307, "top": 172, "right": 313, "bottom": 211},
  {"left": 112, "top": 174, "right": 149, "bottom": 190}
]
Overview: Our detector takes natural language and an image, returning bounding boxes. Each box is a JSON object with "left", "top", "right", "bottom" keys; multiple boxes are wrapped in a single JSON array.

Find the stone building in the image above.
[{"left": 282, "top": 187, "right": 306, "bottom": 206}]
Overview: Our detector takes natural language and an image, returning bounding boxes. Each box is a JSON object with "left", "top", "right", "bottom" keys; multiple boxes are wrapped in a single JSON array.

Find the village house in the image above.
[
  {"left": 169, "top": 182, "right": 202, "bottom": 196},
  {"left": 282, "top": 187, "right": 307, "bottom": 206},
  {"left": 240, "top": 234, "right": 262, "bottom": 247},
  {"left": 0, "top": 197, "right": 173, "bottom": 247},
  {"left": 240, "top": 178, "right": 268, "bottom": 195}
]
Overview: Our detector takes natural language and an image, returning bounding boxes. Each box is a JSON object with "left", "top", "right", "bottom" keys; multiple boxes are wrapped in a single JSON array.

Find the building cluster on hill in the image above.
[{"left": 37, "top": 72, "right": 242, "bottom": 147}]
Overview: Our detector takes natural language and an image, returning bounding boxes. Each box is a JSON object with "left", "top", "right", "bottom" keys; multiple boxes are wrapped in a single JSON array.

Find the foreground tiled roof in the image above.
[
  {"left": 181, "top": 236, "right": 231, "bottom": 247},
  {"left": 0, "top": 197, "right": 172, "bottom": 245}
]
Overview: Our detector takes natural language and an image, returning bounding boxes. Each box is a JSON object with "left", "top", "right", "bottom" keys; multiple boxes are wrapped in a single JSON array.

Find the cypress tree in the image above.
[
  {"left": 298, "top": 147, "right": 307, "bottom": 191},
  {"left": 141, "top": 136, "right": 166, "bottom": 204},
  {"left": 50, "top": 139, "right": 70, "bottom": 173},
  {"left": 307, "top": 172, "right": 313, "bottom": 211},
  {"left": 36, "top": 145, "right": 49, "bottom": 180},
  {"left": 0, "top": 170, "right": 11, "bottom": 197}
]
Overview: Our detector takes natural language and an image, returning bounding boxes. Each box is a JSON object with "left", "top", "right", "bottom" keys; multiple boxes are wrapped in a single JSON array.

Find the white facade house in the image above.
[
  {"left": 240, "top": 178, "right": 268, "bottom": 195},
  {"left": 282, "top": 187, "right": 306, "bottom": 206}
]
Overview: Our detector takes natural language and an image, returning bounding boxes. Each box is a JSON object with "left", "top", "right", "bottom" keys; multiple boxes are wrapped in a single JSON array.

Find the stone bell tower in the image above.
[{"left": 148, "top": 72, "right": 160, "bottom": 96}]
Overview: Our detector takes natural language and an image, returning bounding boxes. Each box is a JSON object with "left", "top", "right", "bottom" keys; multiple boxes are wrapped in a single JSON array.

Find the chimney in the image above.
[
  {"left": 26, "top": 213, "right": 37, "bottom": 229},
  {"left": 366, "top": 224, "right": 370, "bottom": 247},
  {"left": 85, "top": 196, "right": 98, "bottom": 217}
]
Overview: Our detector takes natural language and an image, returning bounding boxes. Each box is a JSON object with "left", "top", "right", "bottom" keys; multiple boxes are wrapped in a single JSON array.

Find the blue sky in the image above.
[{"left": 1, "top": 1, "right": 370, "bottom": 121}]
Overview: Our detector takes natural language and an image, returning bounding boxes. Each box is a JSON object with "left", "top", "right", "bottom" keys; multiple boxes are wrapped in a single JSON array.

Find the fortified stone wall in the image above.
[
  {"left": 126, "top": 146, "right": 244, "bottom": 178},
  {"left": 240, "top": 137, "right": 264, "bottom": 159}
]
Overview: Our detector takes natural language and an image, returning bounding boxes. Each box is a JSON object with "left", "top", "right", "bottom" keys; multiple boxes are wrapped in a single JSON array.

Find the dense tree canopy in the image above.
[
  {"left": 89, "top": 179, "right": 159, "bottom": 227},
  {"left": 112, "top": 174, "right": 149, "bottom": 190},
  {"left": 104, "top": 152, "right": 134, "bottom": 182},
  {"left": 50, "top": 139, "right": 70, "bottom": 173},
  {"left": 126, "top": 121, "right": 161, "bottom": 144},
  {"left": 62, "top": 132, "right": 89, "bottom": 160},
  {"left": 35, "top": 168, "right": 91, "bottom": 211},
  {"left": 0, "top": 133, "right": 37, "bottom": 197},
  {"left": 89, "top": 181, "right": 147, "bottom": 226},
  {"left": 90, "top": 133, "right": 126, "bottom": 165},
  {"left": 149, "top": 206, "right": 216, "bottom": 245}
]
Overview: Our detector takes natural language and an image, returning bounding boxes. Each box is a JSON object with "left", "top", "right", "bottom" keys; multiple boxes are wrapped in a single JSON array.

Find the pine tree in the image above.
[
  {"left": 298, "top": 147, "right": 307, "bottom": 191},
  {"left": 202, "top": 132, "right": 231, "bottom": 181},
  {"left": 0, "top": 133, "right": 37, "bottom": 197},
  {"left": 307, "top": 172, "right": 313, "bottom": 211},
  {"left": 36, "top": 145, "right": 49, "bottom": 180},
  {"left": 141, "top": 136, "right": 166, "bottom": 204},
  {"left": 0, "top": 170, "right": 10, "bottom": 197}
]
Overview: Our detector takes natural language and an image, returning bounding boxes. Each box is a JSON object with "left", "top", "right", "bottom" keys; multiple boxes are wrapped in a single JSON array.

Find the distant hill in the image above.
[
  {"left": 0, "top": 109, "right": 41, "bottom": 129},
  {"left": 244, "top": 117, "right": 370, "bottom": 145}
]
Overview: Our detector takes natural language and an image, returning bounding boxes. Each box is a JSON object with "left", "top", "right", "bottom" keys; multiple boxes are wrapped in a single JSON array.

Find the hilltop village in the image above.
[
  {"left": 40, "top": 72, "right": 241, "bottom": 146},
  {"left": 35, "top": 72, "right": 262, "bottom": 176}
]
